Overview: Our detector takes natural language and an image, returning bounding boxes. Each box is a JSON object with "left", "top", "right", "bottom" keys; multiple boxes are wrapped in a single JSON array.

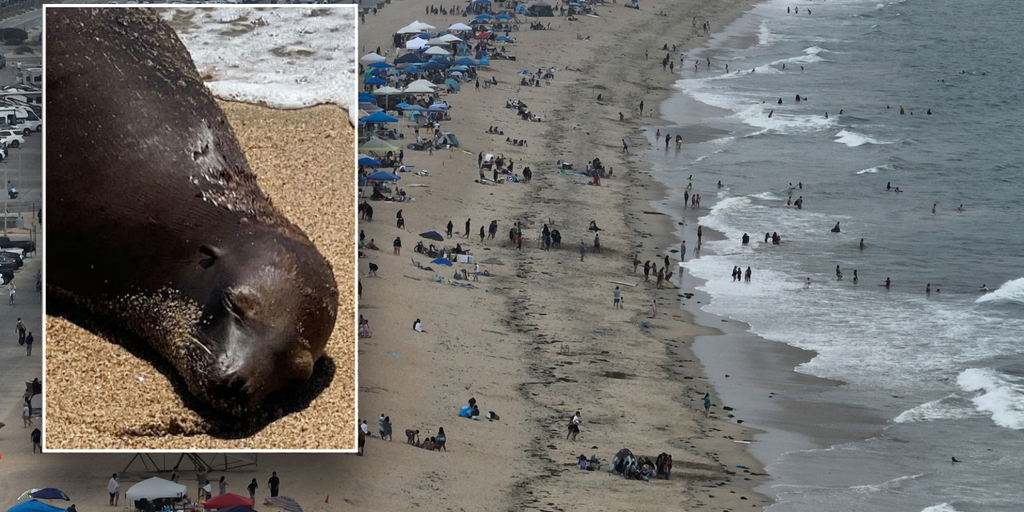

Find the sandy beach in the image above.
[
  {"left": 347, "top": 0, "right": 773, "bottom": 508},
  {"left": 44, "top": 103, "right": 356, "bottom": 450}
]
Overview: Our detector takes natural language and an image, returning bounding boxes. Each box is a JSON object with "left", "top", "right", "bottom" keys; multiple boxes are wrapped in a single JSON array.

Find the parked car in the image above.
[
  {"left": 0, "top": 130, "right": 23, "bottom": 148},
  {"left": 0, "top": 237, "right": 35, "bottom": 256},
  {"left": 0, "top": 249, "right": 23, "bottom": 268}
]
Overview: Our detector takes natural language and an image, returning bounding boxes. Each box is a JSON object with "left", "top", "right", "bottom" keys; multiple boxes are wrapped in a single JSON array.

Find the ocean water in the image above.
[
  {"left": 161, "top": 6, "right": 357, "bottom": 123},
  {"left": 643, "top": 0, "right": 1024, "bottom": 510}
]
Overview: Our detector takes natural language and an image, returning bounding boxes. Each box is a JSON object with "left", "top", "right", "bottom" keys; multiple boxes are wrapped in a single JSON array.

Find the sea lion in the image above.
[{"left": 46, "top": 8, "right": 339, "bottom": 412}]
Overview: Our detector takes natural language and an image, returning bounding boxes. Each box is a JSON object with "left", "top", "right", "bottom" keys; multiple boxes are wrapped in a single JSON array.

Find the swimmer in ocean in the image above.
[
  {"left": 956, "top": 204, "right": 965, "bottom": 212},
  {"left": 895, "top": 187, "right": 903, "bottom": 193},
  {"left": 831, "top": 222, "right": 841, "bottom": 233},
  {"left": 933, "top": 203, "right": 937, "bottom": 214},
  {"left": 836, "top": 265, "right": 843, "bottom": 280},
  {"left": 804, "top": 277, "right": 811, "bottom": 288},
  {"left": 860, "top": 238, "right": 865, "bottom": 250},
  {"left": 926, "top": 283, "right": 931, "bottom": 294},
  {"left": 885, "top": 277, "right": 891, "bottom": 288},
  {"left": 853, "top": 270, "right": 858, "bottom": 283},
  {"left": 980, "top": 284, "right": 989, "bottom": 292}
]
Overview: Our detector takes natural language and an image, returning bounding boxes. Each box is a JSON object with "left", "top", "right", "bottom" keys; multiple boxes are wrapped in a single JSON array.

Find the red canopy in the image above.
[
  {"left": 475, "top": 32, "right": 491, "bottom": 39},
  {"left": 203, "top": 494, "right": 255, "bottom": 510}
]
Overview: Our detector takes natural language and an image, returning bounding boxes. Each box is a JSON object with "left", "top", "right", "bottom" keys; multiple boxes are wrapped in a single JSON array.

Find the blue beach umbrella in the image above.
[
  {"left": 361, "top": 111, "right": 399, "bottom": 123},
  {"left": 405, "top": 105, "right": 428, "bottom": 112},
  {"left": 496, "top": 36, "right": 510, "bottom": 41},
  {"left": 422, "top": 61, "right": 446, "bottom": 71},
  {"left": 7, "top": 501, "right": 67, "bottom": 512},
  {"left": 454, "top": 57, "right": 480, "bottom": 66},
  {"left": 405, "top": 66, "right": 425, "bottom": 73},
  {"left": 366, "top": 171, "right": 401, "bottom": 181},
  {"left": 495, "top": 13, "right": 512, "bottom": 19},
  {"left": 430, "top": 258, "right": 454, "bottom": 266},
  {"left": 395, "top": 102, "right": 411, "bottom": 108},
  {"left": 517, "top": 69, "right": 532, "bottom": 74},
  {"left": 475, "top": 13, "right": 494, "bottom": 18},
  {"left": 358, "top": 157, "right": 382, "bottom": 166},
  {"left": 365, "top": 76, "right": 387, "bottom": 85},
  {"left": 429, "top": 102, "right": 449, "bottom": 110},
  {"left": 419, "top": 231, "right": 445, "bottom": 241},
  {"left": 28, "top": 490, "right": 69, "bottom": 502},
  {"left": 369, "top": 62, "right": 393, "bottom": 69},
  {"left": 469, "top": 19, "right": 490, "bottom": 26}
]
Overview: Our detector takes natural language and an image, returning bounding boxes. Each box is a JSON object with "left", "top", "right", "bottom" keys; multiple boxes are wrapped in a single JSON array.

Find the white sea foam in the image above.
[
  {"left": 975, "top": 277, "right": 1024, "bottom": 304},
  {"left": 957, "top": 368, "right": 1024, "bottom": 429},
  {"left": 835, "top": 129, "right": 890, "bottom": 147},
  {"left": 894, "top": 395, "right": 977, "bottom": 423},
  {"left": 856, "top": 164, "right": 891, "bottom": 174},
  {"left": 921, "top": 504, "right": 960, "bottom": 512},
  {"left": 849, "top": 474, "right": 924, "bottom": 494},
  {"left": 757, "top": 19, "right": 773, "bottom": 46},
  {"left": 164, "top": 7, "right": 357, "bottom": 123},
  {"left": 770, "top": 46, "right": 828, "bottom": 66}
]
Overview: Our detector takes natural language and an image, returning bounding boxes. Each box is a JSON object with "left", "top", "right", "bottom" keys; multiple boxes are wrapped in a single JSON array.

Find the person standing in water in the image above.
[{"left": 853, "top": 270, "right": 859, "bottom": 283}]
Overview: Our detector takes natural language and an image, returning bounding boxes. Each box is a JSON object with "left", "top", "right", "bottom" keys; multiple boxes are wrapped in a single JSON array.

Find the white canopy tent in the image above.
[
  {"left": 125, "top": 478, "right": 187, "bottom": 501},
  {"left": 448, "top": 22, "right": 473, "bottom": 31},
  {"left": 397, "top": 21, "right": 436, "bottom": 34},
  {"left": 371, "top": 86, "right": 403, "bottom": 96},
  {"left": 360, "top": 52, "right": 386, "bottom": 63},
  {"left": 404, "top": 81, "right": 438, "bottom": 94},
  {"left": 425, "top": 37, "right": 451, "bottom": 46},
  {"left": 439, "top": 33, "right": 464, "bottom": 43},
  {"left": 405, "top": 38, "right": 428, "bottom": 50}
]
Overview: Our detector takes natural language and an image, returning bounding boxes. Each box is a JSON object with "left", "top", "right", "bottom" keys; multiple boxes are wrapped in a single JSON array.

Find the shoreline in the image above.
[
  {"left": 351, "top": 0, "right": 772, "bottom": 509},
  {"left": 638, "top": 4, "right": 893, "bottom": 499}
]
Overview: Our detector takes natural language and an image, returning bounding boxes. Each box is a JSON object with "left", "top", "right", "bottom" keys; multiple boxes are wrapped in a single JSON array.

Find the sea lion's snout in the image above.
[{"left": 202, "top": 243, "right": 335, "bottom": 410}]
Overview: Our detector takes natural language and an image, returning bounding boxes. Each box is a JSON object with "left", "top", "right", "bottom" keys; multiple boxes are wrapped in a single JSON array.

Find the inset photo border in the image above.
[{"left": 43, "top": 4, "right": 358, "bottom": 451}]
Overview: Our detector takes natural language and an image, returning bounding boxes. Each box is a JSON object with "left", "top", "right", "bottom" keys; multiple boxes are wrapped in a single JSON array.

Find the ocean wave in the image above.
[
  {"left": 893, "top": 395, "right": 976, "bottom": 423},
  {"left": 848, "top": 473, "right": 924, "bottom": 494},
  {"left": 921, "top": 504, "right": 961, "bottom": 512},
  {"left": 757, "top": 19, "right": 773, "bottom": 46},
  {"left": 770, "top": 46, "right": 828, "bottom": 67},
  {"left": 856, "top": 164, "right": 892, "bottom": 174},
  {"left": 957, "top": 368, "right": 1024, "bottom": 429},
  {"left": 736, "top": 105, "right": 835, "bottom": 134},
  {"left": 974, "top": 277, "right": 1024, "bottom": 304},
  {"left": 835, "top": 129, "right": 890, "bottom": 147}
]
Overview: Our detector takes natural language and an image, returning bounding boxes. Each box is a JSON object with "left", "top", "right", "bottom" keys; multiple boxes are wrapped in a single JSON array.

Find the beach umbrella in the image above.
[
  {"left": 360, "top": 139, "right": 399, "bottom": 151},
  {"left": 395, "top": 102, "right": 411, "bottom": 108},
  {"left": 264, "top": 497, "right": 303, "bottom": 512},
  {"left": 358, "top": 157, "right": 382, "bottom": 166},
  {"left": 361, "top": 111, "right": 399, "bottom": 123},
  {"left": 429, "top": 102, "right": 450, "bottom": 110},
  {"left": 28, "top": 490, "right": 69, "bottom": 502},
  {"left": 395, "top": 53, "right": 425, "bottom": 64},
  {"left": 454, "top": 57, "right": 480, "bottom": 66},
  {"left": 445, "top": 78, "right": 461, "bottom": 91},
  {"left": 496, "top": 36, "right": 511, "bottom": 41},
  {"left": 369, "top": 61, "right": 393, "bottom": 69},
  {"left": 469, "top": 19, "right": 490, "bottom": 26},
  {"left": 448, "top": 22, "right": 473, "bottom": 31},
  {"left": 358, "top": 103, "right": 382, "bottom": 113},
  {"left": 360, "top": 52, "right": 386, "bottom": 63},
  {"left": 371, "top": 86, "right": 402, "bottom": 96},
  {"left": 365, "top": 76, "right": 387, "bottom": 86},
  {"left": 517, "top": 69, "right": 532, "bottom": 74},
  {"left": 439, "top": 33, "right": 463, "bottom": 43},
  {"left": 475, "top": 32, "right": 491, "bottom": 39},
  {"left": 404, "top": 83, "right": 437, "bottom": 94},
  {"left": 203, "top": 493, "right": 255, "bottom": 510},
  {"left": 419, "top": 231, "right": 445, "bottom": 242},
  {"left": 366, "top": 171, "right": 401, "bottom": 181},
  {"left": 422, "top": 61, "right": 446, "bottom": 71},
  {"left": 450, "top": 65, "right": 469, "bottom": 71},
  {"left": 424, "top": 46, "right": 452, "bottom": 56},
  {"left": 6, "top": 501, "right": 66, "bottom": 512},
  {"left": 16, "top": 491, "right": 40, "bottom": 502},
  {"left": 215, "top": 507, "right": 257, "bottom": 512},
  {"left": 404, "top": 66, "right": 425, "bottom": 74},
  {"left": 408, "top": 78, "right": 439, "bottom": 89},
  {"left": 404, "top": 105, "right": 428, "bottom": 112},
  {"left": 430, "top": 257, "right": 454, "bottom": 266},
  {"left": 475, "top": 13, "right": 494, "bottom": 18},
  {"left": 495, "top": 13, "right": 512, "bottom": 19},
  {"left": 449, "top": 71, "right": 463, "bottom": 76}
]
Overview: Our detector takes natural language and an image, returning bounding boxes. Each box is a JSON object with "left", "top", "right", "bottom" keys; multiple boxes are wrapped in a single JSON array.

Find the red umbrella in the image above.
[
  {"left": 475, "top": 32, "right": 491, "bottom": 39},
  {"left": 203, "top": 494, "right": 255, "bottom": 510}
]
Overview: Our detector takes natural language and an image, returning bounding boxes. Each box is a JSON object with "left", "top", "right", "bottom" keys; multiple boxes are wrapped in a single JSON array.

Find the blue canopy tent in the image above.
[
  {"left": 358, "top": 92, "right": 377, "bottom": 103},
  {"left": 454, "top": 57, "right": 479, "bottom": 66},
  {"left": 368, "top": 61, "right": 393, "bottom": 69},
  {"left": 405, "top": 66, "right": 425, "bottom": 73},
  {"left": 395, "top": 53, "right": 425, "bottom": 64},
  {"left": 469, "top": 19, "right": 490, "bottom": 26},
  {"left": 366, "top": 171, "right": 401, "bottom": 181},
  {"left": 358, "top": 157, "right": 383, "bottom": 166},
  {"left": 479, "top": 55, "right": 491, "bottom": 66},
  {"left": 495, "top": 13, "right": 512, "bottom": 19},
  {"left": 405, "top": 105, "right": 428, "bottom": 112},
  {"left": 365, "top": 76, "right": 387, "bottom": 85},
  {"left": 361, "top": 111, "right": 399, "bottom": 123},
  {"left": 475, "top": 12, "right": 494, "bottom": 18},
  {"left": 422, "top": 61, "right": 446, "bottom": 71},
  {"left": 7, "top": 501, "right": 67, "bottom": 512},
  {"left": 445, "top": 78, "right": 461, "bottom": 91},
  {"left": 395, "top": 102, "right": 411, "bottom": 108}
]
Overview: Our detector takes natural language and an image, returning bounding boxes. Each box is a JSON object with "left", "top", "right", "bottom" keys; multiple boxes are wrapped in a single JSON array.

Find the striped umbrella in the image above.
[{"left": 264, "top": 496, "right": 302, "bottom": 512}]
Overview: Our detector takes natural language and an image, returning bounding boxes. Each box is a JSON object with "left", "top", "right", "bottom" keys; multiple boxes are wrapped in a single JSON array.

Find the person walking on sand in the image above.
[
  {"left": 745, "top": 267, "right": 752, "bottom": 282},
  {"left": 23, "top": 403, "right": 33, "bottom": 427},
  {"left": 579, "top": 241, "right": 587, "bottom": 261},
  {"left": 15, "top": 317, "right": 25, "bottom": 345},
  {"left": 613, "top": 286, "right": 622, "bottom": 309},
  {"left": 393, "top": 237, "right": 402, "bottom": 256},
  {"left": 108, "top": 474, "right": 121, "bottom": 506},
  {"left": 196, "top": 468, "right": 207, "bottom": 499},
  {"left": 594, "top": 232, "right": 601, "bottom": 253},
  {"left": 8, "top": 281, "right": 15, "bottom": 305},
  {"left": 25, "top": 331, "right": 33, "bottom": 356},
  {"left": 479, "top": 226, "right": 485, "bottom": 243},
  {"left": 703, "top": 393, "right": 711, "bottom": 417},
  {"left": 218, "top": 476, "right": 228, "bottom": 495},
  {"left": 622, "top": 139, "right": 629, "bottom": 154},
  {"left": 633, "top": 254, "right": 640, "bottom": 274},
  {"left": 447, "top": 220, "right": 454, "bottom": 238},
  {"left": 644, "top": 260, "right": 651, "bottom": 281},
  {"left": 652, "top": 299, "right": 658, "bottom": 318},
  {"left": 268, "top": 471, "right": 280, "bottom": 498},
  {"left": 566, "top": 411, "right": 581, "bottom": 441},
  {"left": 247, "top": 478, "right": 258, "bottom": 498},
  {"left": 465, "top": 218, "right": 472, "bottom": 238}
]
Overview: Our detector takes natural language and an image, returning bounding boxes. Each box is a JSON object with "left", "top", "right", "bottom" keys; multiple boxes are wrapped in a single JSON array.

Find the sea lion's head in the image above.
[{"left": 196, "top": 232, "right": 338, "bottom": 410}]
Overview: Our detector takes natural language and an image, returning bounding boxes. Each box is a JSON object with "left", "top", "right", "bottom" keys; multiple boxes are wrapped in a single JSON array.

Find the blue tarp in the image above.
[
  {"left": 431, "top": 258, "right": 454, "bottom": 266},
  {"left": 366, "top": 171, "right": 401, "bottom": 181}
]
